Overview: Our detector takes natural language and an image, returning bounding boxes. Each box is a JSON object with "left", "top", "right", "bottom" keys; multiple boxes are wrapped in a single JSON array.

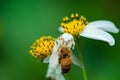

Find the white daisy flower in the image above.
[
  {"left": 59, "top": 13, "right": 119, "bottom": 46},
  {"left": 46, "top": 33, "right": 81, "bottom": 80}
]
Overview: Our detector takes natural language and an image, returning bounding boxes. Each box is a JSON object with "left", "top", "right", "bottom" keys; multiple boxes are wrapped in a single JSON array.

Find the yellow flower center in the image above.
[
  {"left": 29, "top": 36, "right": 55, "bottom": 59},
  {"left": 61, "top": 13, "right": 88, "bottom": 36}
]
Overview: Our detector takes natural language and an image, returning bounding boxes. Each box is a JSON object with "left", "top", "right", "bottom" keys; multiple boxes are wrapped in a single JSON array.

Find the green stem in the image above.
[
  {"left": 79, "top": 52, "right": 87, "bottom": 80},
  {"left": 76, "top": 37, "right": 87, "bottom": 80}
]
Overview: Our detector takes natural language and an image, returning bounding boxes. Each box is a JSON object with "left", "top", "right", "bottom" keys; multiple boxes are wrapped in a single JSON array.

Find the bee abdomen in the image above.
[
  {"left": 62, "top": 68, "right": 70, "bottom": 73},
  {"left": 61, "top": 64, "right": 71, "bottom": 73},
  {"left": 60, "top": 58, "right": 72, "bottom": 73}
]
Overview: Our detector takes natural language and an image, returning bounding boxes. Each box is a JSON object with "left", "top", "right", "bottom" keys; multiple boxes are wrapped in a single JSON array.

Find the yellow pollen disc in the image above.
[
  {"left": 29, "top": 36, "right": 55, "bottom": 59},
  {"left": 61, "top": 13, "right": 88, "bottom": 36}
]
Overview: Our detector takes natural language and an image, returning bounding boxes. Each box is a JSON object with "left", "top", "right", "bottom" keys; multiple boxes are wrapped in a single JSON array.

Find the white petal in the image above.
[
  {"left": 49, "top": 52, "right": 59, "bottom": 68},
  {"left": 55, "top": 64, "right": 62, "bottom": 74},
  {"left": 56, "top": 74, "right": 65, "bottom": 80},
  {"left": 46, "top": 67, "right": 54, "bottom": 78},
  {"left": 80, "top": 27, "right": 115, "bottom": 46},
  {"left": 58, "top": 27, "right": 64, "bottom": 32},
  {"left": 46, "top": 66, "right": 64, "bottom": 80},
  {"left": 71, "top": 53, "right": 82, "bottom": 68},
  {"left": 43, "top": 56, "right": 50, "bottom": 63},
  {"left": 52, "top": 43, "right": 59, "bottom": 54},
  {"left": 86, "top": 20, "right": 119, "bottom": 33}
]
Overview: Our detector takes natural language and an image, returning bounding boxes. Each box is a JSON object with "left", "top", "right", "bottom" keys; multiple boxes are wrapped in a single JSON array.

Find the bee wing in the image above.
[{"left": 71, "top": 53, "right": 82, "bottom": 68}]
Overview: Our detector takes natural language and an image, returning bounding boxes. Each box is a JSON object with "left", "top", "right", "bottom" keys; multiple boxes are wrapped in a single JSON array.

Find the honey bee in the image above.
[
  {"left": 46, "top": 33, "right": 82, "bottom": 80},
  {"left": 58, "top": 46, "right": 72, "bottom": 73}
]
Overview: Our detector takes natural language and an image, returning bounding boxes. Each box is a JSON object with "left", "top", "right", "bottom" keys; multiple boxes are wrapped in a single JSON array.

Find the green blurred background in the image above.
[{"left": 0, "top": 0, "right": 120, "bottom": 80}]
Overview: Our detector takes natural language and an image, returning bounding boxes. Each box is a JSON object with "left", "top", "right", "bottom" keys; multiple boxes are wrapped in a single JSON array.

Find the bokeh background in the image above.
[{"left": 0, "top": 0, "right": 120, "bottom": 80}]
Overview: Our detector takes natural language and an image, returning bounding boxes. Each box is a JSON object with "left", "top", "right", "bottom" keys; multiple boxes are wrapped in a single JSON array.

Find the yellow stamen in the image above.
[
  {"left": 71, "top": 13, "right": 74, "bottom": 18},
  {"left": 63, "top": 18, "right": 66, "bottom": 22},
  {"left": 29, "top": 36, "right": 55, "bottom": 59},
  {"left": 65, "top": 16, "right": 69, "bottom": 21},
  {"left": 61, "top": 13, "right": 88, "bottom": 36},
  {"left": 75, "top": 13, "right": 79, "bottom": 17}
]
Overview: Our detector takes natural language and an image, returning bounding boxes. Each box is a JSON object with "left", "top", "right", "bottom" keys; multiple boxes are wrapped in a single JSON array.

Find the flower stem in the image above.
[
  {"left": 76, "top": 37, "right": 87, "bottom": 80},
  {"left": 79, "top": 52, "right": 87, "bottom": 80}
]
